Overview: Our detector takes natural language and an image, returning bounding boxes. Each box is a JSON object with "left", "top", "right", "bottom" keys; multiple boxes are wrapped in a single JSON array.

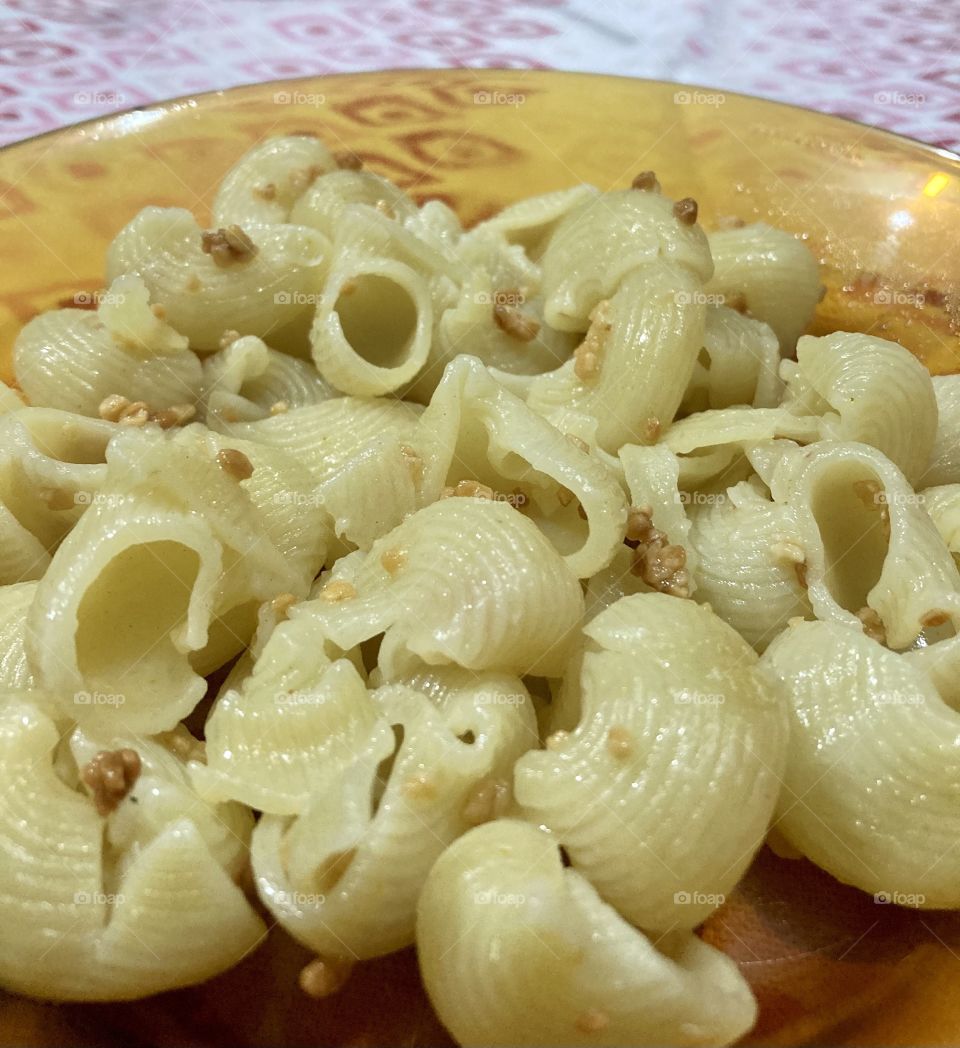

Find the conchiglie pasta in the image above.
[
  {"left": 106, "top": 206, "right": 329, "bottom": 353},
  {"left": 0, "top": 702, "right": 263, "bottom": 1001},
  {"left": 417, "top": 819, "right": 757, "bottom": 1048},
  {"left": 14, "top": 274, "right": 201, "bottom": 416},
  {"left": 514, "top": 593, "right": 787, "bottom": 932},
  {"left": 705, "top": 223, "right": 821, "bottom": 351},
  {"left": 919, "top": 374, "right": 960, "bottom": 488},
  {"left": 288, "top": 168, "right": 418, "bottom": 237},
  {"left": 253, "top": 672, "right": 535, "bottom": 960},
  {"left": 0, "top": 581, "right": 36, "bottom": 689},
  {"left": 762, "top": 619, "right": 960, "bottom": 907}
]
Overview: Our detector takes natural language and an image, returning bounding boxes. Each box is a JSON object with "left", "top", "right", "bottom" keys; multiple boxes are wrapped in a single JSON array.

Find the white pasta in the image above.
[
  {"left": 0, "top": 701, "right": 263, "bottom": 1000},
  {"left": 417, "top": 819, "right": 757, "bottom": 1048},
  {"left": 514, "top": 593, "right": 787, "bottom": 932},
  {"left": 705, "top": 223, "right": 821, "bottom": 351},
  {"left": 254, "top": 671, "right": 536, "bottom": 960},
  {"left": 289, "top": 167, "right": 418, "bottom": 237},
  {"left": 0, "top": 581, "right": 36, "bottom": 689},
  {"left": 469, "top": 184, "right": 597, "bottom": 257},
  {"left": 781, "top": 331, "right": 937, "bottom": 485},
  {"left": 213, "top": 134, "right": 338, "bottom": 227},
  {"left": 919, "top": 374, "right": 960, "bottom": 488},
  {"left": 14, "top": 275, "right": 202, "bottom": 416},
  {"left": 762, "top": 619, "right": 960, "bottom": 907},
  {"left": 105, "top": 206, "right": 329, "bottom": 353}
]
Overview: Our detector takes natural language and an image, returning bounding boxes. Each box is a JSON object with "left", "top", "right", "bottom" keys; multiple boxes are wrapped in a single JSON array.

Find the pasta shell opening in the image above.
[{"left": 334, "top": 273, "right": 418, "bottom": 371}]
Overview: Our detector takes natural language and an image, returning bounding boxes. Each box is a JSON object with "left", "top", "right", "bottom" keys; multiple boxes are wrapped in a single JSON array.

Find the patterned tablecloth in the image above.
[{"left": 0, "top": 0, "right": 955, "bottom": 151}]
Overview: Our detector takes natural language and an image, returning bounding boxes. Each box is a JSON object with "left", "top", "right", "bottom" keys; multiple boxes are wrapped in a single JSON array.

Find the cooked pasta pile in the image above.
[{"left": 2, "top": 134, "right": 959, "bottom": 1045}]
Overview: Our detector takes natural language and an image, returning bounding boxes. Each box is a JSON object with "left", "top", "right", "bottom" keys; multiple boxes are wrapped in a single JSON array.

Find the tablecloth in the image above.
[{"left": 1, "top": 0, "right": 955, "bottom": 151}]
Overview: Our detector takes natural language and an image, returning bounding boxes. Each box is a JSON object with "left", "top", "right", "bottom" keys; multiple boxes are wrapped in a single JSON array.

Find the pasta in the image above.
[{"left": 2, "top": 129, "right": 956, "bottom": 1043}]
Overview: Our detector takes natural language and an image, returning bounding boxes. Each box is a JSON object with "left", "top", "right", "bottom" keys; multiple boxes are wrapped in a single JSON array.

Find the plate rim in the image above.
[{"left": 2, "top": 67, "right": 959, "bottom": 170}]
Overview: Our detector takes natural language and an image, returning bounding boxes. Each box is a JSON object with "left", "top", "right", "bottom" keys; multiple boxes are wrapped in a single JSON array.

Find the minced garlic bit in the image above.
[
  {"left": 857, "top": 606, "right": 887, "bottom": 645},
  {"left": 98, "top": 394, "right": 194, "bottom": 429},
  {"left": 606, "top": 725, "right": 633, "bottom": 759},
  {"left": 557, "top": 485, "right": 574, "bottom": 507},
  {"left": 724, "top": 291, "right": 748, "bottom": 314},
  {"left": 461, "top": 776, "right": 509, "bottom": 826},
  {"left": 219, "top": 328, "right": 241, "bottom": 350},
  {"left": 374, "top": 198, "right": 396, "bottom": 219},
  {"left": 150, "top": 302, "right": 167, "bottom": 320},
  {"left": 201, "top": 224, "right": 258, "bottom": 267},
  {"left": 573, "top": 299, "right": 612, "bottom": 382},
  {"left": 575, "top": 1010, "right": 610, "bottom": 1034},
  {"left": 81, "top": 748, "right": 142, "bottom": 817},
  {"left": 271, "top": 592, "right": 298, "bottom": 619},
  {"left": 443, "top": 479, "right": 496, "bottom": 501},
  {"left": 299, "top": 956, "right": 354, "bottom": 1000},
  {"left": 334, "top": 150, "right": 363, "bottom": 170},
  {"left": 852, "top": 478, "right": 883, "bottom": 509},
  {"left": 184, "top": 272, "right": 202, "bottom": 293},
  {"left": 320, "top": 579, "right": 357, "bottom": 603},
  {"left": 545, "top": 730, "right": 569, "bottom": 751},
  {"left": 493, "top": 301, "right": 540, "bottom": 343},
  {"left": 673, "top": 197, "right": 698, "bottom": 225},
  {"left": 399, "top": 444, "right": 424, "bottom": 489},
  {"left": 644, "top": 416, "right": 661, "bottom": 442},
  {"left": 216, "top": 447, "right": 254, "bottom": 480},
  {"left": 921, "top": 609, "right": 951, "bottom": 629},
  {"left": 253, "top": 181, "right": 277, "bottom": 201},
  {"left": 794, "top": 561, "right": 809, "bottom": 590},
  {"left": 39, "top": 487, "right": 75, "bottom": 511},
  {"left": 270, "top": 400, "right": 290, "bottom": 415},
  {"left": 380, "top": 548, "right": 407, "bottom": 575},
  {"left": 626, "top": 505, "right": 690, "bottom": 598},
  {"left": 631, "top": 170, "right": 660, "bottom": 192},
  {"left": 288, "top": 163, "right": 327, "bottom": 194},
  {"left": 156, "top": 728, "right": 206, "bottom": 764}
]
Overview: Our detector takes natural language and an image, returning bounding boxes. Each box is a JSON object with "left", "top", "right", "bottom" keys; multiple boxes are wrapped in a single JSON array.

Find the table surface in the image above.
[{"left": 0, "top": 0, "right": 956, "bottom": 152}]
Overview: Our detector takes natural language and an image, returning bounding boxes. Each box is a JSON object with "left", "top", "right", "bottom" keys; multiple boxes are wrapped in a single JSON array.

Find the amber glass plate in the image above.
[{"left": 1, "top": 69, "right": 959, "bottom": 1047}]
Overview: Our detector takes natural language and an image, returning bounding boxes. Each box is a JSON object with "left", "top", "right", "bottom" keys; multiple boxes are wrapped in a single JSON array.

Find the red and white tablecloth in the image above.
[{"left": 0, "top": 0, "right": 955, "bottom": 151}]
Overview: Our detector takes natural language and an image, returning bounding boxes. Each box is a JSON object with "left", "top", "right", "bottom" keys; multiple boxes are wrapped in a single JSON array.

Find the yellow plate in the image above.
[{"left": 1, "top": 69, "right": 959, "bottom": 1046}]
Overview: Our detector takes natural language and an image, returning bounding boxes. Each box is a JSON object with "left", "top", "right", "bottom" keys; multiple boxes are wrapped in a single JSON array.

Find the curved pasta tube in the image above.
[
  {"left": 919, "top": 374, "right": 960, "bottom": 488},
  {"left": 681, "top": 305, "right": 782, "bottom": 414},
  {"left": 310, "top": 254, "right": 433, "bottom": 396},
  {"left": 0, "top": 581, "right": 35, "bottom": 689},
  {"left": 199, "top": 613, "right": 383, "bottom": 815},
  {"left": 253, "top": 672, "right": 536, "bottom": 960},
  {"left": 517, "top": 262, "right": 709, "bottom": 453},
  {"left": 289, "top": 168, "right": 418, "bottom": 237},
  {"left": 763, "top": 440, "right": 960, "bottom": 648},
  {"left": 416, "top": 356, "right": 627, "bottom": 578},
  {"left": 212, "top": 134, "right": 337, "bottom": 227},
  {"left": 26, "top": 427, "right": 302, "bottom": 732},
  {"left": 14, "top": 275, "right": 201, "bottom": 416},
  {"left": 705, "top": 223, "right": 821, "bottom": 351},
  {"left": 470, "top": 184, "right": 598, "bottom": 258},
  {"left": 688, "top": 477, "right": 812, "bottom": 650},
  {"left": 202, "top": 334, "right": 337, "bottom": 426},
  {"left": 416, "top": 819, "right": 757, "bottom": 1048},
  {"left": 781, "top": 331, "right": 937, "bottom": 485},
  {"left": 514, "top": 593, "right": 787, "bottom": 932},
  {"left": 105, "top": 206, "right": 329, "bottom": 352},
  {"left": 316, "top": 497, "right": 585, "bottom": 678},
  {"left": 0, "top": 408, "right": 112, "bottom": 584},
  {"left": 539, "top": 189, "right": 713, "bottom": 331},
  {"left": 0, "top": 702, "right": 263, "bottom": 1001},
  {"left": 0, "top": 380, "right": 23, "bottom": 414},
  {"left": 762, "top": 619, "right": 960, "bottom": 907}
]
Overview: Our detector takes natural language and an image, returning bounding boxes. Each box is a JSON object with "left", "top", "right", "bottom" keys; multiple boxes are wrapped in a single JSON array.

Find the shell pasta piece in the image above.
[
  {"left": 514, "top": 593, "right": 787, "bottom": 932},
  {"left": 416, "top": 818, "right": 757, "bottom": 1048},
  {"left": 762, "top": 619, "right": 960, "bottom": 907}
]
